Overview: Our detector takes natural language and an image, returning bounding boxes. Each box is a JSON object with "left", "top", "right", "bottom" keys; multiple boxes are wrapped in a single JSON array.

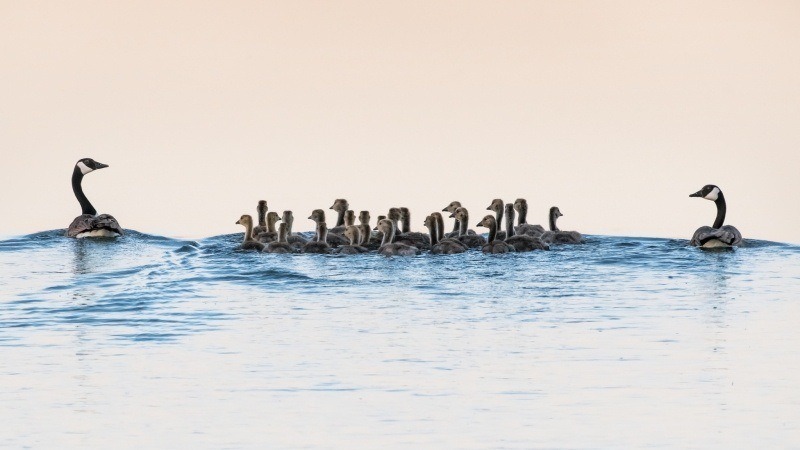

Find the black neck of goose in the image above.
[
  {"left": 428, "top": 223, "right": 439, "bottom": 245},
  {"left": 335, "top": 209, "right": 345, "bottom": 227},
  {"left": 381, "top": 226, "right": 395, "bottom": 246},
  {"left": 549, "top": 210, "right": 560, "bottom": 231},
  {"left": 487, "top": 219, "right": 497, "bottom": 242},
  {"left": 72, "top": 166, "right": 96, "bottom": 215},
  {"left": 518, "top": 205, "right": 527, "bottom": 225},
  {"left": 713, "top": 193, "right": 726, "bottom": 229},
  {"left": 505, "top": 206, "right": 515, "bottom": 238},
  {"left": 401, "top": 214, "right": 410, "bottom": 233},
  {"left": 458, "top": 214, "right": 468, "bottom": 237}
]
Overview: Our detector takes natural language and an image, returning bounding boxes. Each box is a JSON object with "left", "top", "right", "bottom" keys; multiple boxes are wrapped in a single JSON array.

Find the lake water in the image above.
[{"left": 1, "top": 230, "right": 799, "bottom": 448}]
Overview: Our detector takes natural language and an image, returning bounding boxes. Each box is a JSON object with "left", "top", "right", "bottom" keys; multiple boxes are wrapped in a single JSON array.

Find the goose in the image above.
[
  {"left": 396, "top": 207, "right": 431, "bottom": 250},
  {"left": 476, "top": 215, "right": 515, "bottom": 254},
  {"left": 425, "top": 215, "right": 467, "bottom": 254},
  {"left": 689, "top": 185, "right": 743, "bottom": 247},
  {"left": 504, "top": 203, "right": 549, "bottom": 251},
  {"left": 235, "top": 214, "right": 266, "bottom": 252},
  {"left": 266, "top": 223, "right": 295, "bottom": 254},
  {"left": 282, "top": 211, "right": 309, "bottom": 250},
  {"left": 430, "top": 212, "right": 468, "bottom": 251},
  {"left": 337, "top": 225, "right": 370, "bottom": 254},
  {"left": 540, "top": 207, "right": 584, "bottom": 244},
  {"left": 255, "top": 212, "right": 281, "bottom": 243},
  {"left": 450, "top": 208, "right": 487, "bottom": 248},
  {"left": 376, "top": 219, "right": 420, "bottom": 256},
  {"left": 329, "top": 199, "right": 350, "bottom": 233},
  {"left": 66, "top": 158, "right": 124, "bottom": 238},
  {"left": 252, "top": 200, "right": 269, "bottom": 235},
  {"left": 487, "top": 199, "right": 507, "bottom": 240},
  {"left": 308, "top": 209, "right": 349, "bottom": 247},
  {"left": 302, "top": 221, "right": 332, "bottom": 254},
  {"left": 513, "top": 198, "right": 545, "bottom": 237}
]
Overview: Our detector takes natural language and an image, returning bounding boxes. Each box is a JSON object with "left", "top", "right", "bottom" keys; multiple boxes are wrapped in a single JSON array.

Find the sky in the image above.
[{"left": 2, "top": 1, "right": 799, "bottom": 242}]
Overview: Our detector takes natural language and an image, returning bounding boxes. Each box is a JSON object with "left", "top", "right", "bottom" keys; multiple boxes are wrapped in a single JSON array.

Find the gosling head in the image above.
[
  {"left": 75, "top": 158, "right": 109, "bottom": 175},
  {"left": 550, "top": 206, "right": 563, "bottom": 218},
  {"left": 374, "top": 215, "right": 386, "bottom": 230},
  {"left": 267, "top": 211, "right": 281, "bottom": 224},
  {"left": 282, "top": 210, "right": 293, "bottom": 223},
  {"left": 388, "top": 208, "right": 401, "bottom": 221},
  {"left": 442, "top": 201, "right": 462, "bottom": 213},
  {"left": 376, "top": 219, "right": 394, "bottom": 234},
  {"left": 309, "top": 209, "right": 325, "bottom": 223},
  {"left": 453, "top": 207, "right": 468, "bottom": 222},
  {"left": 330, "top": 199, "right": 349, "bottom": 212},
  {"left": 513, "top": 198, "right": 527, "bottom": 212},
  {"left": 487, "top": 199, "right": 504, "bottom": 213},
  {"left": 358, "top": 210, "right": 370, "bottom": 225},
  {"left": 690, "top": 184, "right": 722, "bottom": 201},
  {"left": 257, "top": 200, "right": 268, "bottom": 213},
  {"left": 423, "top": 215, "right": 436, "bottom": 231},
  {"left": 399, "top": 207, "right": 410, "bottom": 219},
  {"left": 344, "top": 210, "right": 356, "bottom": 226},
  {"left": 343, "top": 225, "right": 361, "bottom": 245},
  {"left": 477, "top": 215, "right": 496, "bottom": 229},
  {"left": 235, "top": 214, "right": 253, "bottom": 227}
]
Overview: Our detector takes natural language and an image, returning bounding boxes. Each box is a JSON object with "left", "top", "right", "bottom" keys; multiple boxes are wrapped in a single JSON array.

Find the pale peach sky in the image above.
[{"left": 1, "top": 1, "right": 799, "bottom": 241}]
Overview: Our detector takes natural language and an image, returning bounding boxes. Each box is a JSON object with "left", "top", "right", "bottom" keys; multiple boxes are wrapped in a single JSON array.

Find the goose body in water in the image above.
[
  {"left": 513, "top": 198, "right": 545, "bottom": 237},
  {"left": 337, "top": 225, "right": 370, "bottom": 254},
  {"left": 302, "top": 221, "right": 332, "bottom": 254},
  {"left": 66, "top": 158, "right": 124, "bottom": 238},
  {"left": 504, "top": 203, "right": 549, "bottom": 251},
  {"left": 425, "top": 214, "right": 467, "bottom": 254},
  {"left": 376, "top": 219, "right": 420, "bottom": 256},
  {"left": 689, "top": 185, "right": 742, "bottom": 247},
  {"left": 266, "top": 223, "right": 295, "bottom": 254},
  {"left": 476, "top": 215, "right": 515, "bottom": 254},
  {"left": 235, "top": 215, "right": 266, "bottom": 252},
  {"left": 451, "top": 208, "right": 486, "bottom": 248},
  {"left": 539, "top": 207, "right": 583, "bottom": 244}
]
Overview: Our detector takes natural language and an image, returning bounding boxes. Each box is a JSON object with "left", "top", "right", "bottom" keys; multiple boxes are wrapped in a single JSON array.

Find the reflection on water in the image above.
[{"left": 0, "top": 230, "right": 799, "bottom": 448}]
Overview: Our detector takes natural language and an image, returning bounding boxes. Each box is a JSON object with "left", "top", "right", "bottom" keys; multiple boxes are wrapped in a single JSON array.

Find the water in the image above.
[{"left": 1, "top": 230, "right": 799, "bottom": 448}]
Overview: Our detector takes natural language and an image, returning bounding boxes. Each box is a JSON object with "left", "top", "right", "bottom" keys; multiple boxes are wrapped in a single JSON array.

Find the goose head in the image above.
[
  {"left": 344, "top": 225, "right": 361, "bottom": 245},
  {"left": 487, "top": 199, "right": 504, "bottom": 213},
  {"left": 690, "top": 184, "right": 721, "bottom": 201},
  {"left": 235, "top": 214, "right": 253, "bottom": 227},
  {"left": 442, "top": 201, "right": 462, "bottom": 213},
  {"left": 476, "top": 215, "right": 496, "bottom": 229},
  {"left": 344, "top": 210, "right": 356, "bottom": 227},
  {"left": 376, "top": 219, "right": 394, "bottom": 234},
  {"left": 513, "top": 198, "right": 527, "bottom": 212},
  {"left": 330, "top": 199, "right": 349, "bottom": 213},
  {"left": 358, "top": 210, "right": 370, "bottom": 225},
  {"left": 75, "top": 158, "right": 109, "bottom": 175},
  {"left": 309, "top": 209, "right": 325, "bottom": 223},
  {"left": 451, "top": 207, "right": 469, "bottom": 223}
]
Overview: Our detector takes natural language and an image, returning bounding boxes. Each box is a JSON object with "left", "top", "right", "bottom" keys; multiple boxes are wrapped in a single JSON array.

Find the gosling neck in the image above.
[
  {"left": 317, "top": 223, "right": 328, "bottom": 244},
  {"left": 517, "top": 203, "right": 528, "bottom": 225},
  {"left": 486, "top": 219, "right": 497, "bottom": 242},
  {"left": 257, "top": 202, "right": 267, "bottom": 227},
  {"left": 267, "top": 215, "right": 278, "bottom": 233},
  {"left": 505, "top": 204, "right": 515, "bottom": 238},
  {"left": 243, "top": 221, "right": 255, "bottom": 243},
  {"left": 381, "top": 226, "right": 395, "bottom": 246},
  {"left": 435, "top": 214, "right": 445, "bottom": 241},
  {"left": 401, "top": 212, "right": 411, "bottom": 234},
  {"left": 72, "top": 166, "right": 96, "bottom": 216},
  {"left": 278, "top": 224, "right": 288, "bottom": 243},
  {"left": 549, "top": 210, "right": 560, "bottom": 232},
  {"left": 428, "top": 222, "right": 439, "bottom": 246},
  {"left": 713, "top": 193, "right": 727, "bottom": 229},
  {"left": 335, "top": 209, "right": 345, "bottom": 227},
  {"left": 458, "top": 213, "right": 468, "bottom": 237}
]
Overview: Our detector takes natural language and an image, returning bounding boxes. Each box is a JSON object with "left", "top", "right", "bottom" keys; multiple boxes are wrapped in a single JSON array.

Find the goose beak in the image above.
[
  {"left": 689, "top": 190, "right": 702, "bottom": 197},
  {"left": 95, "top": 162, "right": 109, "bottom": 169}
]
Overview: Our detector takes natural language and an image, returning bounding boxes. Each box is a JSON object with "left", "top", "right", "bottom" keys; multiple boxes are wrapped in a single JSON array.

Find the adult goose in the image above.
[
  {"left": 540, "top": 207, "right": 584, "bottom": 244},
  {"left": 689, "top": 184, "right": 743, "bottom": 247},
  {"left": 66, "top": 158, "right": 124, "bottom": 238}
]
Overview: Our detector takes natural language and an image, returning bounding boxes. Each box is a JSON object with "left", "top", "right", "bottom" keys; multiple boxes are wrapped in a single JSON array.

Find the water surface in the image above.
[{"left": 1, "top": 231, "right": 799, "bottom": 448}]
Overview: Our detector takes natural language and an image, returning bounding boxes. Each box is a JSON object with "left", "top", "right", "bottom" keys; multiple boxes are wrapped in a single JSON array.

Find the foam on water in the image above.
[{"left": 1, "top": 230, "right": 799, "bottom": 448}]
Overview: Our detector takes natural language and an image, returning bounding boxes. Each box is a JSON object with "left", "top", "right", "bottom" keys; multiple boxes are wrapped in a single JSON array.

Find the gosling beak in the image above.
[
  {"left": 441, "top": 207, "right": 448, "bottom": 212},
  {"left": 308, "top": 216, "right": 314, "bottom": 220},
  {"left": 486, "top": 206, "right": 491, "bottom": 210},
  {"left": 449, "top": 213, "right": 456, "bottom": 218},
  {"left": 689, "top": 190, "right": 702, "bottom": 198},
  {"left": 475, "top": 222, "right": 482, "bottom": 227},
  {"left": 235, "top": 219, "right": 241, "bottom": 225}
]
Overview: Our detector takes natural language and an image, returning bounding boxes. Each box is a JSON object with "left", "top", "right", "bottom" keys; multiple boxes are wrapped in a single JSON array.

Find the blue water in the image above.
[{"left": 2, "top": 230, "right": 799, "bottom": 448}]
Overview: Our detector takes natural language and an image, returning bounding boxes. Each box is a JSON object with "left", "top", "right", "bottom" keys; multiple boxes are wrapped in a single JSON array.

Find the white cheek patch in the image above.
[
  {"left": 77, "top": 161, "right": 93, "bottom": 174},
  {"left": 704, "top": 187, "right": 720, "bottom": 201}
]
